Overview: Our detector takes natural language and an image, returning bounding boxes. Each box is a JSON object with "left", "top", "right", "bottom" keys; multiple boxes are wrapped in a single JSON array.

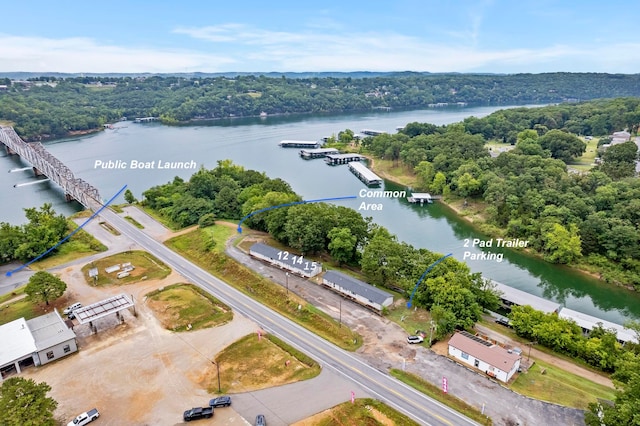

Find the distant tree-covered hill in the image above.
[{"left": 2, "top": 72, "right": 640, "bottom": 140}]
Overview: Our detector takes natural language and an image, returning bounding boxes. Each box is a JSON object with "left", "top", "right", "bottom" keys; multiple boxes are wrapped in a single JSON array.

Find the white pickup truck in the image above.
[{"left": 67, "top": 408, "right": 99, "bottom": 426}]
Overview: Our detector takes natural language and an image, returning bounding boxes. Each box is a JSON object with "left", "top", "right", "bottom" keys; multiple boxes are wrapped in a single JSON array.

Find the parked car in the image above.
[
  {"left": 63, "top": 302, "right": 82, "bottom": 315},
  {"left": 208, "top": 395, "right": 232, "bottom": 408},
  {"left": 255, "top": 414, "right": 267, "bottom": 426},
  {"left": 407, "top": 335, "right": 424, "bottom": 344},
  {"left": 183, "top": 407, "right": 213, "bottom": 421},
  {"left": 495, "top": 317, "right": 512, "bottom": 327},
  {"left": 66, "top": 408, "right": 99, "bottom": 426},
  {"left": 67, "top": 311, "right": 76, "bottom": 320}
]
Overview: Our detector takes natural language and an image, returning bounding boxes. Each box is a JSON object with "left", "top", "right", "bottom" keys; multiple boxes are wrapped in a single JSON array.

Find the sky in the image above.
[{"left": 1, "top": 0, "right": 638, "bottom": 74}]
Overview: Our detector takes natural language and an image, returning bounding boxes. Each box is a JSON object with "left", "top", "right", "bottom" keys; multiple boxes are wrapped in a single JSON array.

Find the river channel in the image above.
[{"left": 2, "top": 106, "right": 640, "bottom": 324}]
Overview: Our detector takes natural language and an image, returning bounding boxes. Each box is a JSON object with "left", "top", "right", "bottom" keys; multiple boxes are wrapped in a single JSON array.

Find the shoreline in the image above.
[{"left": 365, "top": 155, "right": 624, "bottom": 289}]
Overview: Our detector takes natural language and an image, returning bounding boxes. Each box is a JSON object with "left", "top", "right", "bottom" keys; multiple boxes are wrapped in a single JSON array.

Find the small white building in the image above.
[
  {"left": 322, "top": 270, "right": 393, "bottom": 313},
  {"left": 0, "top": 311, "right": 77, "bottom": 380},
  {"left": 249, "top": 242, "right": 322, "bottom": 278},
  {"left": 448, "top": 331, "right": 521, "bottom": 383}
]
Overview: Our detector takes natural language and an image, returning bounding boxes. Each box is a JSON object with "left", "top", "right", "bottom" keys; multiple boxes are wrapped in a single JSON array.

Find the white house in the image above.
[
  {"left": 0, "top": 311, "right": 77, "bottom": 380},
  {"left": 448, "top": 331, "right": 521, "bottom": 383},
  {"left": 322, "top": 270, "right": 393, "bottom": 313},
  {"left": 249, "top": 242, "right": 322, "bottom": 278}
]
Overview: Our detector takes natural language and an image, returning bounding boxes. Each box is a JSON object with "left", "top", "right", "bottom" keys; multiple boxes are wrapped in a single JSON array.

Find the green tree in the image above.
[
  {"left": 600, "top": 141, "right": 638, "bottom": 180},
  {"left": 124, "top": 189, "right": 137, "bottom": 204},
  {"left": 538, "top": 129, "right": 586, "bottom": 163},
  {"left": 0, "top": 377, "right": 58, "bottom": 426},
  {"left": 25, "top": 271, "right": 67, "bottom": 306},
  {"left": 327, "top": 227, "right": 357, "bottom": 265},
  {"left": 542, "top": 223, "right": 582, "bottom": 264}
]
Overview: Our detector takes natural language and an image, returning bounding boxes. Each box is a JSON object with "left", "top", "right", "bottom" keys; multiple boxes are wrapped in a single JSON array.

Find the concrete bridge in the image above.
[{"left": 0, "top": 126, "right": 101, "bottom": 209}]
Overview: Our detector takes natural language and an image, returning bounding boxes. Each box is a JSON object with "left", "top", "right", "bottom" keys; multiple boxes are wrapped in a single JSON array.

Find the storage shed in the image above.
[
  {"left": 249, "top": 242, "right": 322, "bottom": 278},
  {"left": 322, "top": 270, "right": 393, "bottom": 313}
]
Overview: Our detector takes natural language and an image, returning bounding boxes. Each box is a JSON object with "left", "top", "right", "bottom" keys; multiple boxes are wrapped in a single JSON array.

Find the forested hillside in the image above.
[
  {"left": 362, "top": 98, "right": 640, "bottom": 288},
  {"left": 3, "top": 73, "right": 640, "bottom": 140}
]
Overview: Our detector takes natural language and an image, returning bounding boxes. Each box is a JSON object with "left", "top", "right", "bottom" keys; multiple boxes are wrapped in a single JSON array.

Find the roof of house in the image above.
[
  {"left": 448, "top": 331, "right": 521, "bottom": 373},
  {"left": 0, "top": 318, "right": 37, "bottom": 365},
  {"left": 322, "top": 270, "right": 392, "bottom": 305},
  {"left": 558, "top": 307, "right": 637, "bottom": 343},
  {"left": 26, "top": 311, "right": 76, "bottom": 351}
]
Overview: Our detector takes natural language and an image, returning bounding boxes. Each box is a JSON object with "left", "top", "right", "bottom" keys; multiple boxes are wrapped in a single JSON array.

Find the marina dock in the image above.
[
  {"left": 325, "top": 153, "right": 364, "bottom": 165},
  {"left": 299, "top": 148, "right": 339, "bottom": 159},
  {"left": 348, "top": 162, "right": 383, "bottom": 186},
  {"left": 279, "top": 140, "right": 320, "bottom": 148},
  {"left": 407, "top": 193, "right": 441, "bottom": 204},
  {"left": 361, "top": 129, "right": 386, "bottom": 136}
]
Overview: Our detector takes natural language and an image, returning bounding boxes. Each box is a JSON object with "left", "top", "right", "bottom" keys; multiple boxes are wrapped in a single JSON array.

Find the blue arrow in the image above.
[
  {"left": 237, "top": 195, "right": 357, "bottom": 233},
  {"left": 407, "top": 253, "right": 453, "bottom": 308},
  {"left": 6, "top": 184, "right": 128, "bottom": 277}
]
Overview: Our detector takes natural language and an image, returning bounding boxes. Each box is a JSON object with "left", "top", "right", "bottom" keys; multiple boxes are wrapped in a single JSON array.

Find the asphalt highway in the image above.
[{"left": 98, "top": 208, "right": 480, "bottom": 426}]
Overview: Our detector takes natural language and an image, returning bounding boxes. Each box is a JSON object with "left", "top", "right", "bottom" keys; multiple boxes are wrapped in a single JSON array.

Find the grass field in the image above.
[
  {"left": 511, "top": 359, "right": 616, "bottom": 410},
  {"left": 209, "top": 333, "right": 321, "bottom": 393},
  {"left": 387, "top": 304, "right": 434, "bottom": 345},
  {"left": 80, "top": 250, "right": 171, "bottom": 286},
  {"left": 165, "top": 225, "right": 362, "bottom": 351},
  {"left": 146, "top": 283, "right": 232, "bottom": 331},
  {"left": 569, "top": 137, "right": 600, "bottom": 172},
  {"left": 390, "top": 369, "right": 492, "bottom": 425},
  {"left": 295, "top": 398, "right": 420, "bottom": 426},
  {"left": 124, "top": 215, "right": 145, "bottom": 229},
  {"left": 367, "top": 157, "right": 418, "bottom": 187}
]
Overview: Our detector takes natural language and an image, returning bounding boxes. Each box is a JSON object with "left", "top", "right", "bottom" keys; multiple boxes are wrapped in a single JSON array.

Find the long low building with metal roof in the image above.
[
  {"left": 249, "top": 242, "right": 322, "bottom": 278},
  {"left": 322, "top": 270, "right": 393, "bottom": 313},
  {"left": 558, "top": 307, "right": 638, "bottom": 344},
  {"left": 492, "top": 281, "right": 561, "bottom": 314}
]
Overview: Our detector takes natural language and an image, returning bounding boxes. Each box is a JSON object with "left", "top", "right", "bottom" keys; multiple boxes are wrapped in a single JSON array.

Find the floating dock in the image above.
[
  {"left": 325, "top": 153, "right": 364, "bottom": 165},
  {"left": 133, "top": 117, "right": 159, "bottom": 123},
  {"left": 279, "top": 140, "right": 320, "bottom": 148},
  {"left": 299, "top": 148, "right": 339, "bottom": 159},
  {"left": 361, "top": 129, "right": 386, "bottom": 136},
  {"left": 348, "top": 162, "right": 383, "bottom": 186},
  {"left": 407, "top": 193, "right": 435, "bottom": 204}
]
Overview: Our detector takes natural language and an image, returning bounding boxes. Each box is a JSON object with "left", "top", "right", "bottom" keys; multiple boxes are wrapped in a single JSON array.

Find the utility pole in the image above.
[
  {"left": 211, "top": 361, "right": 221, "bottom": 393},
  {"left": 285, "top": 272, "right": 289, "bottom": 295},
  {"left": 339, "top": 299, "right": 342, "bottom": 328}
]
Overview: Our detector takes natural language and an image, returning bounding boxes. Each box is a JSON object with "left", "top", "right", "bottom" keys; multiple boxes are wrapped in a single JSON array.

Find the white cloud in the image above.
[
  {"left": 2, "top": 26, "right": 640, "bottom": 74},
  {"left": 0, "top": 35, "right": 236, "bottom": 73}
]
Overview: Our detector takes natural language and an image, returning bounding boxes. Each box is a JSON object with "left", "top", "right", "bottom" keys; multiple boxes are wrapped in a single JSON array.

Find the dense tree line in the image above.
[
  {"left": 0, "top": 204, "right": 68, "bottom": 263},
  {"left": 363, "top": 99, "right": 640, "bottom": 288},
  {"left": 144, "top": 160, "right": 499, "bottom": 329},
  {"left": 4, "top": 73, "right": 640, "bottom": 140}
]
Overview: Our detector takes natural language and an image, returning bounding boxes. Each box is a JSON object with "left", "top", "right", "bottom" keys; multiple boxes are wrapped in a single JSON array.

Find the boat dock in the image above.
[
  {"left": 407, "top": 193, "right": 442, "bottom": 204},
  {"left": 299, "top": 148, "right": 339, "bottom": 159},
  {"left": 134, "top": 117, "right": 159, "bottom": 123},
  {"left": 348, "top": 162, "right": 383, "bottom": 186},
  {"left": 325, "top": 153, "right": 364, "bottom": 165},
  {"left": 361, "top": 129, "right": 386, "bottom": 136},
  {"left": 279, "top": 140, "right": 320, "bottom": 148}
]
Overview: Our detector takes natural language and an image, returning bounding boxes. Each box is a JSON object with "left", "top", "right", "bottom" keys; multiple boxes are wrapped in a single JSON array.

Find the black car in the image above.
[
  {"left": 208, "top": 396, "right": 232, "bottom": 408},
  {"left": 255, "top": 414, "right": 266, "bottom": 426},
  {"left": 183, "top": 407, "right": 213, "bottom": 421}
]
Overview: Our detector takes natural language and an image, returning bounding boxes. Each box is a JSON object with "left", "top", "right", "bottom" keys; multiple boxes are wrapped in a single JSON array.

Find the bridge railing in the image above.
[{"left": 0, "top": 126, "right": 101, "bottom": 208}]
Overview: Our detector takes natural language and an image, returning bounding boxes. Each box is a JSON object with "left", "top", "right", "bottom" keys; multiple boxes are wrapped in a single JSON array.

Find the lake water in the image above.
[{"left": 2, "top": 106, "right": 640, "bottom": 324}]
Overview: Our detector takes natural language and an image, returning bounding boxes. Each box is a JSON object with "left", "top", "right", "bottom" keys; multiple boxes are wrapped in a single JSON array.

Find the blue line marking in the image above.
[
  {"left": 407, "top": 253, "right": 453, "bottom": 308},
  {"left": 6, "top": 184, "right": 128, "bottom": 277},
  {"left": 237, "top": 195, "right": 357, "bottom": 233}
]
